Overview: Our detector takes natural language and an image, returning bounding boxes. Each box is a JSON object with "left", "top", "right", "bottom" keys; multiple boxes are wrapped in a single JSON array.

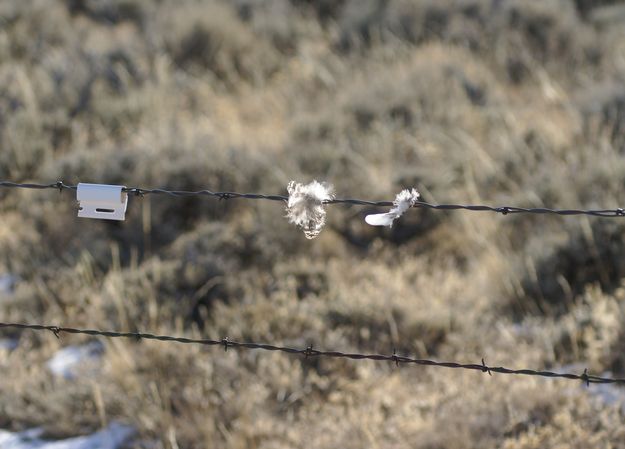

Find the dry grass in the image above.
[{"left": 2, "top": 0, "right": 625, "bottom": 447}]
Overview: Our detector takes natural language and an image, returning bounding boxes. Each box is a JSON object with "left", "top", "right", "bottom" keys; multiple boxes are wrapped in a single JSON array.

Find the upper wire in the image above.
[{"left": 2, "top": 181, "right": 624, "bottom": 218}]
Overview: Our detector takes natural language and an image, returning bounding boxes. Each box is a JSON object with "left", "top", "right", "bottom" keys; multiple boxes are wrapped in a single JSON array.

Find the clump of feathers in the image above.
[
  {"left": 286, "top": 180, "right": 334, "bottom": 239},
  {"left": 365, "top": 188, "right": 420, "bottom": 227}
]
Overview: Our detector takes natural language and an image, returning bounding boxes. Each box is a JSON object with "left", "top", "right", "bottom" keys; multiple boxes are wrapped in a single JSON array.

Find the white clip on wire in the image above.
[{"left": 77, "top": 183, "right": 128, "bottom": 221}]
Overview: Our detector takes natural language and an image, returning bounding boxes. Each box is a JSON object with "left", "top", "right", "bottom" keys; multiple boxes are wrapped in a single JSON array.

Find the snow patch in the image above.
[
  {"left": 558, "top": 364, "right": 625, "bottom": 413},
  {"left": 47, "top": 342, "right": 104, "bottom": 379},
  {"left": 589, "top": 381, "right": 625, "bottom": 413},
  {"left": 0, "top": 274, "right": 18, "bottom": 296},
  {"left": 0, "top": 338, "right": 19, "bottom": 352},
  {"left": 0, "top": 422, "right": 133, "bottom": 449}
]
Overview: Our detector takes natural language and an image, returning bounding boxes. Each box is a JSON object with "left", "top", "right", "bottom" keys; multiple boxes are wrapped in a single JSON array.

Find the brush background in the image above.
[{"left": 2, "top": 0, "right": 625, "bottom": 447}]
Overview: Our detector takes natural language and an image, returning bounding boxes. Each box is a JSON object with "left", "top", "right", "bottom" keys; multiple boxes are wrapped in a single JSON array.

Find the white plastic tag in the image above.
[{"left": 77, "top": 183, "right": 128, "bottom": 221}]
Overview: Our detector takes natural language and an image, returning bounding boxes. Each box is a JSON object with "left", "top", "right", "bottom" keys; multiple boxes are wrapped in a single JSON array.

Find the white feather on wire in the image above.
[
  {"left": 365, "top": 188, "right": 420, "bottom": 227},
  {"left": 286, "top": 180, "right": 335, "bottom": 239}
]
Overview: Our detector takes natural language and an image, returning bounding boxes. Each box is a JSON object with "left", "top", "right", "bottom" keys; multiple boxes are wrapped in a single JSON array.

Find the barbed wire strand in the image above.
[
  {"left": 1, "top": 181, "right": 624, "bottom": 218},
  {"left": 1, "top": 322, "right": 623, "bottom": 385}
]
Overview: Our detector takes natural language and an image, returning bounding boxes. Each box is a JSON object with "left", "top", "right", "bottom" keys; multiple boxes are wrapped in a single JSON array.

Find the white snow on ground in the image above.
[
  {"left": 0, "top": 338, "right": 19, "bottom": 351},
  {"left": 0, "top": 273, "right": 18, "bottom": 296},
  {"left": 589, "top": 380, "right": 625, "bottom": 413},
  {"left": 46, "top": 341, "right": 104, "bottom": 379},
  {"left": 559, "top": 364, "right": 625, "bottom": 412},
  {"left": 0, "top": 422, "right": 134, "bottom": 449}
]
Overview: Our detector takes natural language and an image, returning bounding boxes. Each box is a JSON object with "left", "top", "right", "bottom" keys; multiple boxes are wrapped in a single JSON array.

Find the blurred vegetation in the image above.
[{"left": 1, "top": 0, "right": 625, "bottom": 447}]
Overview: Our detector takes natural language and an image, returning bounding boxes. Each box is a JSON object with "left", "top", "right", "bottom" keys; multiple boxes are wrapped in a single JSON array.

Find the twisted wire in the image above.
[
  {"left": 1, "top": 321, "right": 623, "bottom": 385},
  {"left": 1, "top": 181, "right": 624, "bottom": 217}
]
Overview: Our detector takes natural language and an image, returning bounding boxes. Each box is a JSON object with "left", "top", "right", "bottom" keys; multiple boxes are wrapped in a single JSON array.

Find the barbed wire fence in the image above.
[
  {"left": 2, "top": 180, "right": 625, "bottom": 217},
  {"left": 1, "top": 321, "right": 623, "bottom": 386},
  {"left": 2, "top": 180, "right": 625, "bottom": 387}
]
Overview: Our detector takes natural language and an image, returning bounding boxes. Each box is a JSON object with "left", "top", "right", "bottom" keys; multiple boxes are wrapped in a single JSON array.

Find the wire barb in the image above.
[
  {"left": 392, "top": 349, "right": 400, "bottom": 367},
  {"left": 130, "top": 188, "right": 144, "bottom": 197},
  {"left": 1, "top": 181, "right": 624, "bottom": 218},
  {"left": 2, "top": 321, "right": 625, "bottom": 385},
  {"left": 49, "top": 326, "right": 61, "bottom": 339},
  {"left": 482, "top": 358, "right": 492, "bottom": 376},
  {"left": 496, "top": 207, "right": 509, "bottom": 215}
]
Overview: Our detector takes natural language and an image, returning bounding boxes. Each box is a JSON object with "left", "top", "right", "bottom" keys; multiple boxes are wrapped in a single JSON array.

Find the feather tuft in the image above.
[
  {"left": 365, "top": 188, "right": 420, "bottom": 227},
  {"left": 286, "top": 180, "right": 334, "bottom": 239}
]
